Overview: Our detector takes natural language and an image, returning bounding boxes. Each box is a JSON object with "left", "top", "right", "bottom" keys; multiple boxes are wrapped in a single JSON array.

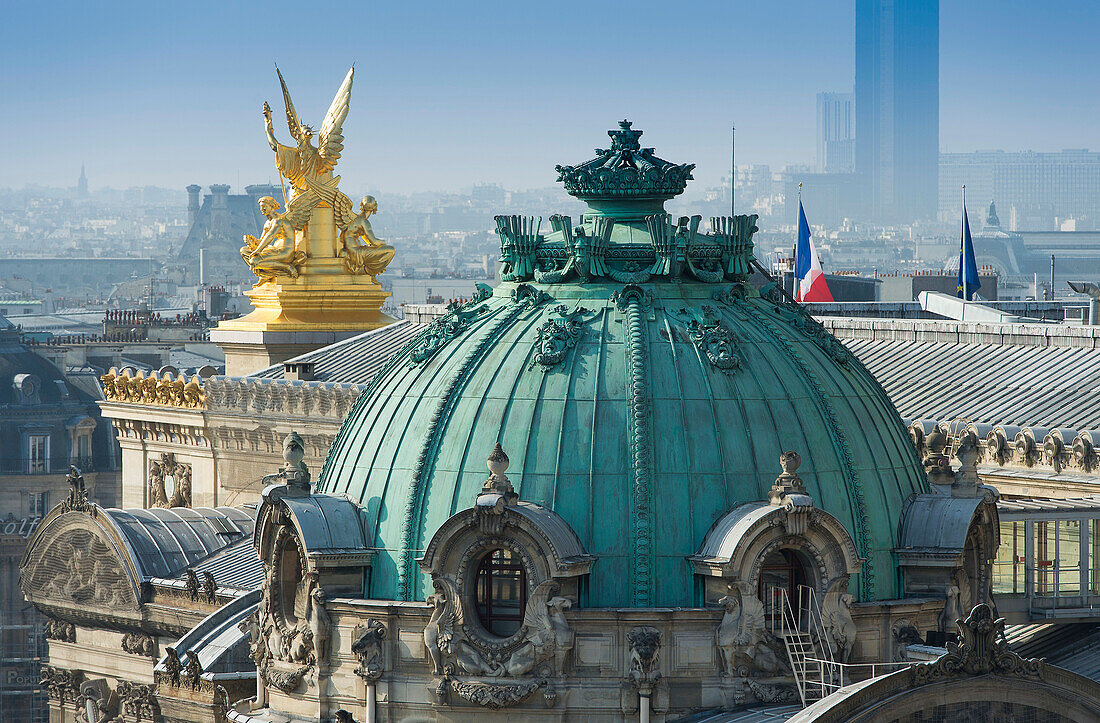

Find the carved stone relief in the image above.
[
  {"left": 117, "top": 680, "right": 159, "bottom": 721},
  {"left": 714, "top": 582, "right": 788, "bottom": 678},
  {"left": 40, "top": 665, "right": 83, "bottom": 703},
  {"left": 75, "top": 679, "right": 113, "bottom": 723},
  {"left": 627, "top": 626, "right": 662, "bottom": 687},
  {"left": 820, "top": 576, "right": 857, "bottom": 663},
  {"left": 23, "top": 526, "right": 138, "bottom": 610},
  {"left": 351, "top": 619, "right": 387, "bottom": 681},
  {"left": 423, "top": 575, "right": 574, "bottom": 681},
  {"left": 44, "top": 618, "right": 75, "bottom": 642},
  {"left": 148, "top": 452, "right": 192, "bottom": 508},
  {"left": 912, "top": 604, "right": 1043, "bottom": 684},
  {"left": 121, "top": 631, "right": 155, "bottom": 657}
]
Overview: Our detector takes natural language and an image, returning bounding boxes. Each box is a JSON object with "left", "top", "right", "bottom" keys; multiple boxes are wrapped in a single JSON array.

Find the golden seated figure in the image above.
[
  {"left": 241, "top": 196, "right": 309, "bottom": 284},
  {"left": 339, "top": 196, "right": 394, "bottom": 279}
]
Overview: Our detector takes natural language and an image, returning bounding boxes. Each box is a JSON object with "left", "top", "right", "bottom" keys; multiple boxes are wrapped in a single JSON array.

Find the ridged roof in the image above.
[
  {"left": 250, "top": 320, "right": 426, "bottom": 383},
  {"left": 320, "top": 283, "right": 928, "bottom": 606},
  {"left": 104, "top": 506, "right": 255, "bottom": 579},
  {"left": 844, "top": 338, "right": 1100, "bottom": 429}
]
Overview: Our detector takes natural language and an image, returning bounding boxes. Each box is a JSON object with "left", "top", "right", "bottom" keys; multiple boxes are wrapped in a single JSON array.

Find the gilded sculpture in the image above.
[
  {"left": 241, "top": 196, "right": 311, "bottom": 283},
  {"left": 339, "top": 195, "right": 394, "bottom": 278},
  {"left": 239, "top": 67, "right": 394, "bottom": 285}
]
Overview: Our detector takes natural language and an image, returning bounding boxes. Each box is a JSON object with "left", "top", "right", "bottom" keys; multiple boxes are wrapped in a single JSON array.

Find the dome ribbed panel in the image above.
[{"left": 319, "top": 285, "right": 930, "bottom": 605}]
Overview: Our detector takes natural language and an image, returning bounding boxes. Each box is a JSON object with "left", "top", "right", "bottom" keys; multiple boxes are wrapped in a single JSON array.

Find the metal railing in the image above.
[{"left": 0, "top": 456, "right": 96, "bottom": 475}]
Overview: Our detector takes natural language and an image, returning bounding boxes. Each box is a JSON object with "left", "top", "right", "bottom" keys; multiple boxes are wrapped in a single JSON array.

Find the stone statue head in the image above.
[{"left": 283, "top": 431, "right": 306, "bottom": 468}]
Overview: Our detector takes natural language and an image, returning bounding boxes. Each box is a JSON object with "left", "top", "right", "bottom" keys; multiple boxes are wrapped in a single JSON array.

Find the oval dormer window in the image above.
[{"left": 474, "top": 548, "right": 526, "bottom": 637}]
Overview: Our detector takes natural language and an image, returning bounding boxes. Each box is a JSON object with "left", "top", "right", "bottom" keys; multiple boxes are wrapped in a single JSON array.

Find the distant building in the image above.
[
  {"left": 75, "top": 163, "right": 88, "bottom": 199},
  {"left": 175, "top": 184, "right": 280, "bottom": 284},
  {"left": 783, "top": 172, "right": 861, "bottom": 227},
  {"left": 855, "top": 0, "right": 939, "bottom": 222},
  {"left": 0, "top": 312, "right": 118, "bottom": 723},
  {"left": 939, "top": 149, "right": 1100, "bottom": 228},
  {"left": 816, "top": 91, "right": 854, "bottom": 173}
]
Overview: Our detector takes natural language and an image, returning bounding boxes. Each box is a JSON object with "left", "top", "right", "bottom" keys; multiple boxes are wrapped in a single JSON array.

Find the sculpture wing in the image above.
[
  {"left": 522, "top": 580, "right": 557, "bottom": 634},
  {"left": 332, "top": 191, "right": 356, "bottom": 229},
  {"left": 277, "top": 67, "right": 303, "bottom": 141},
  {"left": 284, "top": 193, "right": 319, "bottom": 230},
  {"left": 318, "top": 67, "right": 353, "bottom": 169}
]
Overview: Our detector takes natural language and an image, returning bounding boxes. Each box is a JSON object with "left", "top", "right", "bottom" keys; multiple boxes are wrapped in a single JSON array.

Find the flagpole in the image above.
[
  {"left": 962, "top": 185, "right": 968, "bottom": 303},
  {"left": 795, "top": 182, "right": 802, "bottom": 301},
  {"left": 730, "top": 124, "right": 736, "bottom": 219}
]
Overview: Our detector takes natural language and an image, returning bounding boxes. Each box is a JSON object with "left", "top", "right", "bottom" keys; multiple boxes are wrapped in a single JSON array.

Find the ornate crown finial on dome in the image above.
[
  {"left": 554, "top": 120, "right": 695, "bottom": 201},
  {"left": 609, "top": 120, "right": 643, "bottom": 152}
]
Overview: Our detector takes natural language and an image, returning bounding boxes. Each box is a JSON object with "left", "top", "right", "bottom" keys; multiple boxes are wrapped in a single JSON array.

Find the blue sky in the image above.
[{"left": 2, "top": 1, "right": 1098, "bottom": 193}]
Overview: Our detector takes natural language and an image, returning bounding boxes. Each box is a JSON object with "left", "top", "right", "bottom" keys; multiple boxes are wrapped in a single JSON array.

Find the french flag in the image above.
[{"left": 794, "top": 199, "right": 834, "bottom": 302}]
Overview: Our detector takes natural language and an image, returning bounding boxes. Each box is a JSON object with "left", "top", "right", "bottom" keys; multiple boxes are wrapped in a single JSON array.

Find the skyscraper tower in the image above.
[
  {"left": 76, "top": 163, "right": 89, "bottom": 198},
  {"left": 855, "top": 0, "right": 939, "bottom": 223}
]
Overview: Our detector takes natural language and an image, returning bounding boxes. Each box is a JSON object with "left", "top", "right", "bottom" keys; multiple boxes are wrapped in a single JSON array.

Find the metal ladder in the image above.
[{"left": 770, "top": 585, "right": 839, "bottom": 707}]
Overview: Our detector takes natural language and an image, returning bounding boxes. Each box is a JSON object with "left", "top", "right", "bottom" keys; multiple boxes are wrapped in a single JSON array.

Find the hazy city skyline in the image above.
[{"left": 3, "top": 1, "right": 1100, "bottom": 193}]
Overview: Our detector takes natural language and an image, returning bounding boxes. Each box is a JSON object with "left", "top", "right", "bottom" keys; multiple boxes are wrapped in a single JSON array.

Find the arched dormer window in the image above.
[
  {"left": 474, "top": 548, "right": 527, "bottom": 637},
  {"left": 418, "top": 445, "right": 595, "bottom": 678}
]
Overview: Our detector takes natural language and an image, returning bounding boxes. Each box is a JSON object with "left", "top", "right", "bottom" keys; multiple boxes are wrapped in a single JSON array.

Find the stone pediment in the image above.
[{"left": 21, "top": 511, "right": 141, "bottom": 625}]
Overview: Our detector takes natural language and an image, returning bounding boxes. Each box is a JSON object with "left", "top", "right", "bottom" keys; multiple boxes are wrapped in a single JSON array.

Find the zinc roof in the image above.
[
  {"left": 249, "top": 319, "right": 426, "bottom": 384},
  {"left": 843, "top": 338, "right": 1100, "bottom": 429}
]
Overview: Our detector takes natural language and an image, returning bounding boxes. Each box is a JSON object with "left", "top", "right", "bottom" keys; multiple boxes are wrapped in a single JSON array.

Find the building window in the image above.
[
  {"left": 29, "top": 492, "right": 49, "bottom": 517},
  {"left": 75, "top": 434, "right": 92, "bottom": 468},
  {"left": 474, "top": 548, "right": 526, "bottom": 637},
  {"left": 993, "top": 520, "right": 1025, "bottom": 595},
  {"left": 759, "top": 548, "right": 809, "bottom": 621},
  {"left": 27, "top": 435, "right": 49, "bottom": 474}
]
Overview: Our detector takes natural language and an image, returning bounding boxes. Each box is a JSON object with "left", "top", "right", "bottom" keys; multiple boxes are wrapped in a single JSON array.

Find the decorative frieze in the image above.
[
  {"left": 101, "top": 368, "right": 204, "bottom": 408},
  {"left": 910, "top": 420, "right": 1100, "bottom": 478},
  {"left": 204, "top": 377, "right": 363, "bottom": 419}
]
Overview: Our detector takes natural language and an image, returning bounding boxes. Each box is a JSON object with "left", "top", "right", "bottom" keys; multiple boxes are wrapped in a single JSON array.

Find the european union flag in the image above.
[{"left": 957, "top": 204, "right": 981, "bottom": 300}]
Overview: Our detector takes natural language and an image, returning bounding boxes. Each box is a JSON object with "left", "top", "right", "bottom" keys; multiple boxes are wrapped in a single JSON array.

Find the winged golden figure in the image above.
[{"left": 263, "top": 67, "right": 353, "bottom": 205}]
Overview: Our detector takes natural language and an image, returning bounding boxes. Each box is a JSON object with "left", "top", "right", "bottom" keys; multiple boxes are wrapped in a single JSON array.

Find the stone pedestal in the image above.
[{"left": 212, "top": 257, "right": 395, "bottom": 376}]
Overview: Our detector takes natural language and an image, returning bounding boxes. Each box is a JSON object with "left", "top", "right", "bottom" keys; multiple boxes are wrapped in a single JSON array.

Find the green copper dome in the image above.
[{"left": 319, "top": 122, "right": 929, "bottom": 607}]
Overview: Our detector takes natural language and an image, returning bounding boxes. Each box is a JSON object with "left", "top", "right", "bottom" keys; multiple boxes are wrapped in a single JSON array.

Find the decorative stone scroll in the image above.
[
  {"left": 409, "top": 300, "right": 491, "bottom": 365},
  {"left": 100, "top": 368, "right": 204, "bottom": 409},
  {"left": 912, "top": 603, "right": 1043, "bottom": 684}
]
